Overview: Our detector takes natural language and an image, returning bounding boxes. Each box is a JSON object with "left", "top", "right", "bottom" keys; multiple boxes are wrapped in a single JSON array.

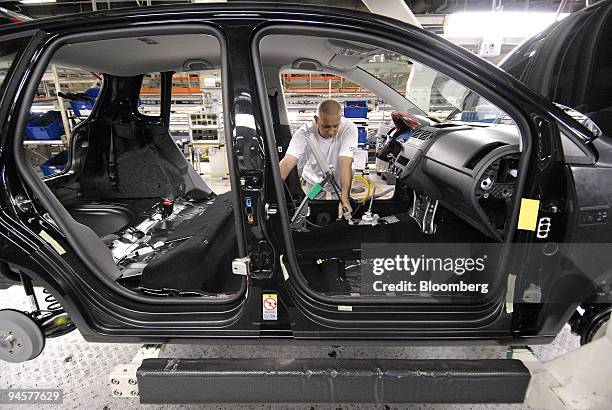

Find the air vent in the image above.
[
  {"left": 465, "top": 142, "right": 506, "bottom": 169},
  {"left": 411, "top": 129, "right": 434, "bottom": 140}
]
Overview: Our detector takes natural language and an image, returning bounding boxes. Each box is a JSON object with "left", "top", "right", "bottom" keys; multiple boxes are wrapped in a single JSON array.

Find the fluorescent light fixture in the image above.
[
  {"left": 445, "top": 12, "right": 569, "bottom": 38},
  {"left": 20, "top": 0, "right": 57, "bottom": 4}
]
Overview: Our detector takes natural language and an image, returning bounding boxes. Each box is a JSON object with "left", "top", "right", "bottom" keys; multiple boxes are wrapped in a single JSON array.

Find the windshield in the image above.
[{"left": 358, "top": 51, "right": 511, "bottom": 124}]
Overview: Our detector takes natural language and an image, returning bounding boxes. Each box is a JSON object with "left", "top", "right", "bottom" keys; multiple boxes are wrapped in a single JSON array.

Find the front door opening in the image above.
[{"left": 259, "top": 32, "right": 524, "bottom": 305}]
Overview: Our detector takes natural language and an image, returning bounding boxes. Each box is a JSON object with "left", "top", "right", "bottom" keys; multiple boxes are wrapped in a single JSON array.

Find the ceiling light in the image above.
[
  {"left": 445, "top": 12, "right": 569, "bottom": 38},
  {"left": 20, "top": 0, "right": 57, "bottom": 4}
]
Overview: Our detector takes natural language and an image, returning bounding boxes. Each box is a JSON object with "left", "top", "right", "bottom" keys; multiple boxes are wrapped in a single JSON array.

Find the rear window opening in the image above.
[{"left": 19, "top": 32, "right": 241, "bottom": 300}]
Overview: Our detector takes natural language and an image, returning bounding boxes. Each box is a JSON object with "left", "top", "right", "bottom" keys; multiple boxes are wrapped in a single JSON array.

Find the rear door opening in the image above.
[{"left": 12, "top": 27, "right": 247, "bottom": 308}]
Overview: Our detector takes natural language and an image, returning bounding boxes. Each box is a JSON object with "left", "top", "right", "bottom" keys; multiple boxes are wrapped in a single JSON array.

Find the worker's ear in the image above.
[{"left": 314, "top": 115, "right": 319, "bottom": 124}]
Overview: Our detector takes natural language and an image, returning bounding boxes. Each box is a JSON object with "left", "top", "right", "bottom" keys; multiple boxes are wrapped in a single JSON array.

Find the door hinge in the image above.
[{"left": 14, "top": 194, "right": 33, "bottom": 213}]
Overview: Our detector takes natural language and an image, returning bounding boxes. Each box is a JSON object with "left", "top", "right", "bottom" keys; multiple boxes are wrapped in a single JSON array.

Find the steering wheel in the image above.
[{"left": 376, "top": 129, "right": 402, "bottom": 163}]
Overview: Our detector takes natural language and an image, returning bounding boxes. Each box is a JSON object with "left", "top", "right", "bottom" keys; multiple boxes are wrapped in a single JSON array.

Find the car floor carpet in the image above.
[
  {"left": 138, "top": 192, "right": 240, "bottom": 293},
  {"left": 293, "top": 212, "right": 493, "bottom": 294}
]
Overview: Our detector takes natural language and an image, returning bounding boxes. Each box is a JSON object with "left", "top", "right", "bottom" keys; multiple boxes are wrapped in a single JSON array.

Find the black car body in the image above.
[
  {"left": 0, "top": 3, "right": 608, "bottom": 353},
  {"left": 500, "top": 0, "right": 612, "bottom": 138}
]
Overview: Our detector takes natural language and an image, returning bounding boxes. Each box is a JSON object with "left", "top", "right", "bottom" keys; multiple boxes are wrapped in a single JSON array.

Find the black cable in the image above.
[
  {"left": 306, "top": 219, "right": 324, "bottom": 228},
  {"left": 283, "top": 178, "right": 297, "bottom": 212}
]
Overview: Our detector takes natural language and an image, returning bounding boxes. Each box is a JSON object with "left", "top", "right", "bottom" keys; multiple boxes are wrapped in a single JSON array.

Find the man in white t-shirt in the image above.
[{"left": 279, "top": 99, "right": 358, "bottom": 219}]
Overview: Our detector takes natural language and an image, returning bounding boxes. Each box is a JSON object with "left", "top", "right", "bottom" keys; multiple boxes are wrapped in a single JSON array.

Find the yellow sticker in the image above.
[
  {"left": 39, "top": 230, "right": 66, "bottom": 255},
  {"left": 517, "top": 198, "right": 540, "bottom": 231}
]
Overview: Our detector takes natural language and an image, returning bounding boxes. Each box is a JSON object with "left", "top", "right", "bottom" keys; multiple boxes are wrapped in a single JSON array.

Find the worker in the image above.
[{"left": 279, "top": 99, "right": 358, "bottom": 219}]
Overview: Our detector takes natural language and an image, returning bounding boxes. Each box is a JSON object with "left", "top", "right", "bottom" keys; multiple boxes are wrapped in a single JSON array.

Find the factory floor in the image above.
[
  {"left": 0, "top": 164, "right": 582, "bottom": 409},
  {"left": 0, "top": 284, "right": 581, "bottom": 410}
]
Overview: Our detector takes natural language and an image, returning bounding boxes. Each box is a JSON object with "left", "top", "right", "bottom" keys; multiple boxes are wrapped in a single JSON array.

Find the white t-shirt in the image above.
[{"left": 286, "top": 117, "right": 358, "bottom": 192}]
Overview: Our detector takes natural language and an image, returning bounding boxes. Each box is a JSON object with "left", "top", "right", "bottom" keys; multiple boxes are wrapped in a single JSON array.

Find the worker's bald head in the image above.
[
  {"left": 315, "top": 99, "right": 342, "bottom": 139},
  {"left": 317, "top": 99, "right": 343, "bottom": 117}
]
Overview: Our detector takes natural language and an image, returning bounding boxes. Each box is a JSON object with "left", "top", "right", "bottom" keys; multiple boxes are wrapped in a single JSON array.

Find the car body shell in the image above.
[{"left": 0, "top": 3, "right": 607, "bottom": 346}]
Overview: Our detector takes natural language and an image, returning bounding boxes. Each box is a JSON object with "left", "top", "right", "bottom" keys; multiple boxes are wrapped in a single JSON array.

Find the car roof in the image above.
[
  {"left": 0, "top": 3, "right": 418, "bottom": 77},
  {"left": 0, "top": 3, "right": 401, "bottom": 35}
]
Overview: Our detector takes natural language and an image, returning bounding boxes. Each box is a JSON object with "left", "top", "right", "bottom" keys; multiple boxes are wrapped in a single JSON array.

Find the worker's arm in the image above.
[
  {"left": 279, "top": 154, "right": 298, "bottom": 180},
  {"left": 282, "top": 123, "right": 308, "bottom": 180},
  {"left": 337, "top": 156, "right": 354, "bottom": 218}
]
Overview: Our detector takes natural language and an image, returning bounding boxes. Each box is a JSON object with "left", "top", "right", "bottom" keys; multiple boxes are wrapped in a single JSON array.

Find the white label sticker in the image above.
[
  {"left": 262, "top": 293, "right": 278, "bottom": 321},
  {"left": 506, "top": 274, "right": 516, "bottom": 314},
  {"left": 536, "top": 217, "right": 552, "bottom": 239}
]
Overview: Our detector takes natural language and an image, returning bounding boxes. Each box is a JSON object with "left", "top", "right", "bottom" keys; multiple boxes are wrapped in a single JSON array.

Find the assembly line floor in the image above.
[
  {"left": 0, "top": 166, "right": 582, "bottom": 409},
  {"left": 0, "top": 286, "right": 580, "bottom": 410}
]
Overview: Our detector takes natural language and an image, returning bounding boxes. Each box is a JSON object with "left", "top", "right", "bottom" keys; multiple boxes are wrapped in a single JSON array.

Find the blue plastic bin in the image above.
[
  {"left": 40, "top": 151, "right": 68, "bottom": 177},
  {"left": 70, "top": 100, "right": 95, "bottom": 117},
  {"left": 83, "top": 86, "right": 100, "bottom": 99},
  {"left": 26, "top": 111, "right": 63, "bottom": 140},
  {"left": 461, "top": 110, "right": 497, "bottom": 123},
  {"left": 460, "top": 111, "right": 478, "bottom": 122},
  {"left": 357, "top": 126, "right": 367, "bottom": 144},
  {"left": 344, "top": 100, "right": 368, "bottom": 118}
]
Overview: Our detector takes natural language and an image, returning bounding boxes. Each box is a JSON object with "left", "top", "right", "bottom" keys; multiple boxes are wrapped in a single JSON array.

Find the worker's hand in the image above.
[{"left": 338, "top": 200, "right": 353, "bottom": 220}]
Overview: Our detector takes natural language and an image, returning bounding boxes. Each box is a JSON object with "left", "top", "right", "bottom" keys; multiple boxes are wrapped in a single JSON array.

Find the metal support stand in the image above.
[
  {"left": 109, "top": 344, "right": 165, "bottom": 398},
  {"left": 51, "top": 64, "right": 71, "bottom": 144}
]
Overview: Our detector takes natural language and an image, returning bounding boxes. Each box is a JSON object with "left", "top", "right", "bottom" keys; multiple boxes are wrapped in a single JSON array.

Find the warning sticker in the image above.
[{"left": 262, "top": 293, "right": 278, "bottom": 321}]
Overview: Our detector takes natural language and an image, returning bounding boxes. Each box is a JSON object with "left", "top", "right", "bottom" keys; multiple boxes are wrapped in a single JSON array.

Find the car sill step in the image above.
[{"left": 137, "top": 358, "right": 530, "bottom": 404}]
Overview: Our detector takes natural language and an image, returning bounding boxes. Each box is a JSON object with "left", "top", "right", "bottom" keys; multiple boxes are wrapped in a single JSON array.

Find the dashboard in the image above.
[{"left": 388, "top": 123, "right": 521, "bottom": 240}]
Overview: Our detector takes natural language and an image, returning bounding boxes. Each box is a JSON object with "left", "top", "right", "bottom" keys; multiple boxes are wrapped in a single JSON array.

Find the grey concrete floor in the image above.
[{"left": 0, "top": 284, "right": 580, "bottom": 409}]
